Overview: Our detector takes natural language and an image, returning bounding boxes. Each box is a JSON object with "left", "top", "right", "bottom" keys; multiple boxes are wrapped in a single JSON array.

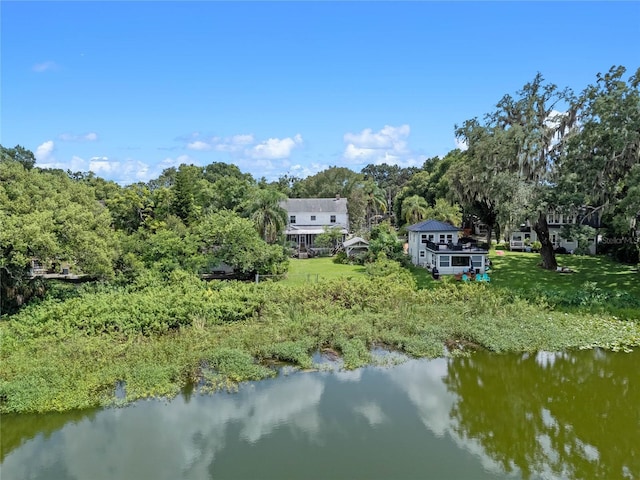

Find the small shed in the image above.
[{"left": 343, "top": 237, "right": 369, "bottom": 257}]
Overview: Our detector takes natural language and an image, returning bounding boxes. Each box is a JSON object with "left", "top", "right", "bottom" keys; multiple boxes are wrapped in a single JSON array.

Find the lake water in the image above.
[{"left": 2, "top": 349, "right": 638, "bottom": 480}]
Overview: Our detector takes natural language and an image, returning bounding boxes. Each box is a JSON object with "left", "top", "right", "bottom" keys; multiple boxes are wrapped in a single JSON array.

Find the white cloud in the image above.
[
  {"left": 87, "top": 157, "right": 156, "bottom": 184},
  {"left": 124, "top": 155, "right": 196, "bottom": 184},
  {"left": 230, "top": 134, "right": 254, "bottom": 145},
  {"left": 544, "top": 110, "right": 566, "bottom": 130},
  {"left": 344, "top": 125, "right": 410, "bottom": 149},
  {"left": 177, "top": 131, "right": 304, "bottom": 180},
  {"left": 215, "top": 134, "right": 255, "bottom": 153},
  {"left": 89, "top": 157, "right": 119, "bottom": 174},
  {"left": 290, "top": 162, "right": 329, "bottom": 178},
  {"left": 343, "top": 125, "right": 411, "bottom": 165},
  {"left": 34, "top": 146, "right": 197, "bottom": 185},
  {"left": 454, "top": 137, "right": 468, "bottom": 151},
  {"left": 182, "top": 132, "right": 302, "bottom": 161},
  {"left": 59, "top": 132, "right": 99, "bottom": 142},
  {"left": 249, "top": 134, "right": 303, "bottom": 160},
  {"left": 344, "top": 144, "right": 377, "bottom": 161},
  {"left": 32, "top": 61, "right": 59, "bottom": 73},
  {"left": 38, "top": 154, "right": 88, "bottom": 172},
  {"left": 35, "top": 140, "right": 55, "bottom": 162},
  {"left": 157, "top": 154, "right": 193, "bottom": 170},
  {"left": 187, "top": 140, "right": 213, "bottom": 151},
  {"left": 185, "top": 134, "right": 257, "bottom": 153}
]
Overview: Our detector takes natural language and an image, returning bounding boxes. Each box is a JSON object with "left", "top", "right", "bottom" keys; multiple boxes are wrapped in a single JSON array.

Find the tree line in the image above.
[{"left": 1, "top": 65, "right": 638, "bottom": 312}]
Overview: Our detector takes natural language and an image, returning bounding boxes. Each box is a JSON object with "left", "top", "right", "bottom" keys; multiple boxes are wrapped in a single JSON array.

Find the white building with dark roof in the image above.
[
  {"left": 280, "top": 197, "right": 349, "bottom": 251},
  {"left": 407, "top": 219, "right": 489, "bottom": 275},
  {"left": 509, "top": 210, "right": 598, "bottom": 254},
  {"left": 342, "top": 236, "right": 369, "bottom": 257}
]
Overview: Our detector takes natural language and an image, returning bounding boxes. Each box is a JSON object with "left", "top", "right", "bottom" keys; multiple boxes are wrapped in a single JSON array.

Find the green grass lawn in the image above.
[
  {"left": 488, "top": 251, "right": 640, "bottom": 296},
  {"left": 281, "top": 257, "right": 366, "bottom": 285},
  {"left": 406, "top": 250, "right": 639, "bottom": 319},
  {"left": 286, "top": 252, "right": 639, "bottom": 297}
]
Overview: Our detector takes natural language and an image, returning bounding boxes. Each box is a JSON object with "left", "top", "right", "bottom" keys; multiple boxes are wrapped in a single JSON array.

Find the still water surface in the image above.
[{"left": 2, "top": 349, "right": 638, "bottom": 480}]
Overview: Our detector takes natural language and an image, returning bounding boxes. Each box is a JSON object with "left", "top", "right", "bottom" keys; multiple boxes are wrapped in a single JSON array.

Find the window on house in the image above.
[
  {"left": 439, "top": 256, "right": 450, "bottom": 267},
  {"left": 446, "top": 234, "right": 453, "bottom": 242},
  {"left": 452, "top": 256, "right": 470, "bottom": 267},
  {"left": 330, "top": 215, "right": 336, "bottom": 223},
  {"left": 311, "top": 215, "right": 316, "bottom": 221},
  {"left": 421, "top": 234, "right": 427, "bottom": 243},
  {"left": 419, "top": 251, "right": 425, "bottom": 258},
  {"left": 428, "top": 234, "right": 435, "bottom": 241},
  {"left": 472, "top": 256, "right": 483, "bottom": 268},
  {"left": 290, "top": 216, "right": 296, "bottom": 224},
  {"left": 548, "top": 211, "right": 561, "bottom": 224},
  {"left": 439, "top": 234, "right": 445, "bottom": 243}
]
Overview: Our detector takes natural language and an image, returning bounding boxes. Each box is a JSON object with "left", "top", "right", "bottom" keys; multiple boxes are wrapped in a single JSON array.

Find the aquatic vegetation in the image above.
[{"left": 1, "top": 269, "right": 639, "bottom": 413}]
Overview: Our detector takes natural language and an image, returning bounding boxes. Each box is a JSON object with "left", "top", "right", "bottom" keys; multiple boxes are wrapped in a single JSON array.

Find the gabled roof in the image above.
[
  {"left": 280, "top": 198, "right": 348, "bottom": 214},
  {"left": 343, "top": 236, "right": 369, "bottom": 248},
  {"left": 406, "top": 219, "right": 461, "bottom": 232}
]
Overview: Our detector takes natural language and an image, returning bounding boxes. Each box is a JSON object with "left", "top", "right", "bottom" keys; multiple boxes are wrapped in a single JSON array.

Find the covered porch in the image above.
[
  {"left": 285, "top": 225, "right": 348, "bottom": 251},
  {"left": 421, "top": 241, "right": 489, "bottom": 276}
]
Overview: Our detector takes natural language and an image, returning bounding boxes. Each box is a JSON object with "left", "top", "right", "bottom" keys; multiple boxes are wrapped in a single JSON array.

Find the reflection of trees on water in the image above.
[
  {"left": 444, "top": 349, "right": 640, "bottom": 479},
  {"left": 4, "top": 351, "right": 639, "bottom": 479},
  {"left": 1, "top": 374, "right": 325, "bottom": 480},
  {"left": 0, "top": 409, "right": 98, "bottom": 462}
]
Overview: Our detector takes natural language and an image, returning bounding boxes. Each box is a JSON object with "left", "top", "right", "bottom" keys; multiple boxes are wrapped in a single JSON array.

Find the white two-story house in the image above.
[
  {"left": 509, "top": 210, "right": 597, "bottom": 254},
  {"left": 280, "top": 197, "right": 349, "bottom": 251},
  {"left": 407, "top": 219, "right": 489, "bottom": 275}
]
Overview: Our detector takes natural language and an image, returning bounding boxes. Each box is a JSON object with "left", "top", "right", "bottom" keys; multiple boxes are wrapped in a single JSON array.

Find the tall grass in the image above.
[{"left": 1, "top": 266, "right": 639, "bottom": 414}]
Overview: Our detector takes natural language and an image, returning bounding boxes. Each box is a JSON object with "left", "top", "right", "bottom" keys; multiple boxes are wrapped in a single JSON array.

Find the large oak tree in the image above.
[{"left": 456, "top": 74, "right": 578, "bottom": 269}]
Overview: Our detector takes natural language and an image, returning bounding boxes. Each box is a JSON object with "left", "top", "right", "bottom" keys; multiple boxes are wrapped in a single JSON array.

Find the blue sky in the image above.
[{"left": 2, "top": 1, "right": 639, "bottom": 185}]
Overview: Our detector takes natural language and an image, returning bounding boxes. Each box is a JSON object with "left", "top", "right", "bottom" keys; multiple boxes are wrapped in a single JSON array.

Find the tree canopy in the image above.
[{"left": 2, "top": 65, "right": 638, "bottom": 311}]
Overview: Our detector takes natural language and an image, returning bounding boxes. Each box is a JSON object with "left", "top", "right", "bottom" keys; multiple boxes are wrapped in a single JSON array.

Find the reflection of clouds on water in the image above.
[
  {"left": 239, "top": 375, "right": 323, "bottom": 443},
  {"left": 5, "top": 351, "right": 631, "bottom": 480},
  {"left": 331, "top": 368, "right": 362, "bottom": 383},
  {"left": 353, "top": 402, "right": 386, "bottom": 426},
  {"left": 535, "top": 351, "right": 570, "bottom": 368},
  {"left": 384, "top": 358, "right": 506, "bottom": 476},
  {"left": 385, "top": 358, "right": 452, "bottom": 437},
  {"left": 2, "top": 374, "right": 324, "bottom": 480}
]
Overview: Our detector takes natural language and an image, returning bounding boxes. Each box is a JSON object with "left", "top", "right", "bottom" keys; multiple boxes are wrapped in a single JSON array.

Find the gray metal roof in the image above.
[
  {"left": 407, "top": 219, "right": 461, "bottom": 232},
  {"left": 280, "top": 198, "right": 348, "bottom": 214},
  {"left": 343, "top": 236, "right": 369, "bottom": 247},
  {"left": 285, "top": 225, "right": 348, "bottom": 235}
]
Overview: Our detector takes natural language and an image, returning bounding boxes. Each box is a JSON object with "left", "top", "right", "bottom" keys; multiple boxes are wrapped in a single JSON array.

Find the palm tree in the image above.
[
  {"left": 364, "top": 182, "right": 388, "bottom": 228},
  {"left": 247, "top": 188, "right": 287, "bottom": 243},
  {"left": 427, "top": 198, "right": 463, "bottom": 226},
  {"left": 401, "top": 195, "right": 429, "bottom": 225}
]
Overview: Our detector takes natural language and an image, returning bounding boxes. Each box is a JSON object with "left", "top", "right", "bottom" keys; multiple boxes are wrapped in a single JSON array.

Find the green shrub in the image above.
[
  {"left": 2, "top": 269, "right": 639, "bottom": 414},
  {"left": 333, "top": 251, "right": 349, "bottom": 264}
]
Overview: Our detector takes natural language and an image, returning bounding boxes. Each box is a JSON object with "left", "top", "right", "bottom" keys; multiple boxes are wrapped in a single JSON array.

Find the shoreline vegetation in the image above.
[{"left": 1, "top": 258, "right": 639, "bottom": 414}]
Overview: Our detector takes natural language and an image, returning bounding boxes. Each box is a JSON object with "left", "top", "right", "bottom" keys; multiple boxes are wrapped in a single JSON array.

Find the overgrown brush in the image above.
[
  {"left": 512, "top": 282, "right": 640, "bottom": 320},
  {"left": 1, "top": 266, "right": 639, "bottom": 414}
]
